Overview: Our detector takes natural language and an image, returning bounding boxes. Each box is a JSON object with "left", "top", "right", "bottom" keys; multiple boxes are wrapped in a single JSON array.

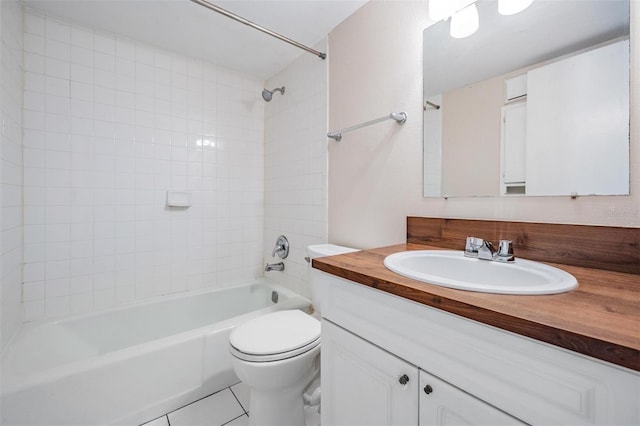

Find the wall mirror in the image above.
[{"left": 423, "top": 0, "right": 630, "bottom": 198}]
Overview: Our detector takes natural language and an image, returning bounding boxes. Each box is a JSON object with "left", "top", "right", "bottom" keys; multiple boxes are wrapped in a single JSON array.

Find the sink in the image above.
[{"left": 383, "top": 250, "right": 578, "bottom": 295}]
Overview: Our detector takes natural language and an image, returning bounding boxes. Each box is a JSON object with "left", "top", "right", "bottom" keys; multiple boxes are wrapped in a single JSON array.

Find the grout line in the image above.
[
  {"left": 221, "top": 413, "right": 249, "bottom": 426},
  {"left": 229, "top": 384, "right": 248, "bottom": 414},
  {"left": 138, "top": 414, "right": 167, "bottom": 426},
  {"left": 141, "top": 381, "right": 245, "bottom": 425},
  {"left": 164, "top": 386, "right": 236, "bottom": 418}
]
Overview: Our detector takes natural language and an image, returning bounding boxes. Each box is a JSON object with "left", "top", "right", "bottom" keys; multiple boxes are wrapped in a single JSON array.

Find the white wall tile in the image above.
[
  {"left": 94, "top": 51, "right": 115, "bottom": 72},
  {"left": 263, "top": 39, "right": 328, "bottom": 298},
  {"left": 24, "top": 12, "right": 45, "bottom": 36},
  {"left": 45, "top": 39, "right": 70, "bottom": 61},
  {"left": 45, "top": 295, "right": 70, "bottom": 317},
  {"left": 70, "top": 45, "right": 93, "bottom": 66},
  {"left": 23, "top": 280, "right": 45, "bottom": 300},
  {"left": 45, "top": 76, "right": 70, "bottom": 96},
  {"left": 2, "top": 0, "right": 24, "bottom": 350},
  {"left": 94, "top": 33, "right": 115, "bottom": 55},
  {"left": 21, "top": 10, "right": 265, "bottom": 320},
  {"left": 23, "top": 110, "right": 45, "bottom": 130},
  {"left": 24, "top": 261, "right": 45, "bottom": 284},
  {"left": 23, "top": 300, "right": 45, "bottom": 322},
  {"left": 45, "top": 57, "right": 70, "bottom": 79},
  {"left": 24, "top": 52, "right": 45, "bottom": 73},
  {"left": 70, "top": 63, "right": 93, "bottom": 84},
  {"left": 25, "top": 71, "right": 45, "bottom": 93},
  {"left": 70, "top": 291, "right": 94, "bottom": 313},
  {"left": 45, "top": 18, "right": 70, "bottom": 43},
  {"left": 116, "top": 38, "right": 135, "bottom": 60},
  {"left": 95, "top": 69, "right": 115, "bottom": 88},
  {"left": 24, "top": 33, "right": 44, "bottom": 55},
  {"left": 70, "top": 26, "right": 93, "bottom": 48}
]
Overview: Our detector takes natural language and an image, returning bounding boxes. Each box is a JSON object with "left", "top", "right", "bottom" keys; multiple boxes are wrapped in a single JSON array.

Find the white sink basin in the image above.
[{"left": 383, "top": 250, "right": 578, "bottom": 295}]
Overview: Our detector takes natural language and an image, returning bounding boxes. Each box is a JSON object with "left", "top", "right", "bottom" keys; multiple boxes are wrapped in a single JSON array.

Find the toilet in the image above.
[{"left": 229, "top": 244, "right": 358, "bottom": 426}]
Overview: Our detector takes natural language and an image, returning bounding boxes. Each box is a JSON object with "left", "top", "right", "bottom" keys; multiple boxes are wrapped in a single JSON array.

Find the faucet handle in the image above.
[
  {"left": 477, "top": 240, "right": 496, "bottom": 260},
  {"left": 495, "top": 240, "right": 515, "bottom": 262},
  {"left": 464, "top": 236, "right": 484, "bottom": 257},
  {"left": 271, "top": 235, "right": 289, "bottom": 259}
]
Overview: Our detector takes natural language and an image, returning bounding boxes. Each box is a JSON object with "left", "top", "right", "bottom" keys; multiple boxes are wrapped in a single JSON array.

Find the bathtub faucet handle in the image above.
[{"left": 272, "top": 235, "right": 290, "bottom": 259}]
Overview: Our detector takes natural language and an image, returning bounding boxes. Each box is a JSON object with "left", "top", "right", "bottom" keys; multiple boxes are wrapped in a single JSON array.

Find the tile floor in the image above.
[{"left": 141, "top": 382, "right": 250, "bottom": 426}]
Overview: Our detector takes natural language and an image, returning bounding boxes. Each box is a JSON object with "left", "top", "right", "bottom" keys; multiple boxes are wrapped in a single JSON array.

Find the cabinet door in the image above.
[
  {"left": 419, "top": 370, "right": 526, "bottom": 426},
  {"left": 322, "top": 320, "right": 418, "bottom": 426}
]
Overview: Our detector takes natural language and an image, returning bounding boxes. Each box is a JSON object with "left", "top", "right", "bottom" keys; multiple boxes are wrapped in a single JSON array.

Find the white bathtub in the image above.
[{"left": 1, "top": 280, "right": 311, "bottom": 425}]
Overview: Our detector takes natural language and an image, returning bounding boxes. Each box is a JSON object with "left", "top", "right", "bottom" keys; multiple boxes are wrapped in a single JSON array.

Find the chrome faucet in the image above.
[
  {"left": 266, "top": 235, "right": 288, "bottom": 272},
  {"left": 271, "top": 235, "right": 289, "bottom": 259},
  {"left": 265, "top": 262, "right": 285, "bottom": 272},
  {"left": 464, "top": 236, "right": 515, "bottom": 262},
  {"left": 477, "top": 240, "right": 497, "bottom": 261}
]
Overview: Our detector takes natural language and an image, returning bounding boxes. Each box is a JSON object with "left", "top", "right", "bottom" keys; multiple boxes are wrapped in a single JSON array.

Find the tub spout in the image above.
[{"left": 265, "top": 262, "right": 285, "bottom": 272}]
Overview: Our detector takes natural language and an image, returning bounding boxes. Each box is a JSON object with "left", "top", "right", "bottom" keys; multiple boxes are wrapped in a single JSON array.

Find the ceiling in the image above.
[{"left": 21, "top": 0, "right": 368, "bottom": 80}]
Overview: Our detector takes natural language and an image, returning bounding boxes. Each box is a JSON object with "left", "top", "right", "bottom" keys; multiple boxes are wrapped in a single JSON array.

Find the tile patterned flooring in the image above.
[{"left": 141, "top": 382, "right": 250, "bottom": 426}]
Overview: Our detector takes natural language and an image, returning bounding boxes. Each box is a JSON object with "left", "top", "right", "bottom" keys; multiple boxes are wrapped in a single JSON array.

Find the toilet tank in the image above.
[{"left": 307, "top": 244, "right": 358, "bottom": 316}]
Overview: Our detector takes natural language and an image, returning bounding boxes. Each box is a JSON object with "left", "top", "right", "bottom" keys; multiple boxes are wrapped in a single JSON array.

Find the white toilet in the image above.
[{"left": 229, "top": 244, "right": 358, "bottom": 426}]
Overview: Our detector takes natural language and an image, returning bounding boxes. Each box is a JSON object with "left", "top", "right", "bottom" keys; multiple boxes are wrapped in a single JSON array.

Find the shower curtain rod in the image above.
[{"left": 189, "top": 0, "right": 327, "bottom": 60}]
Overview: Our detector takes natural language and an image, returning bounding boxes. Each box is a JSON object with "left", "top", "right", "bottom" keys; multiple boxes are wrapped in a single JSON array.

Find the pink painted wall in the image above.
[{"left": 328, "top": 0, "right": 639, "bottom": 249}]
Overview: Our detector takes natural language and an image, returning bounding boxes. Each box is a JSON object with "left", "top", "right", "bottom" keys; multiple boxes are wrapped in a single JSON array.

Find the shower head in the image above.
[{"left": 262, "top": 86, "right": 285, "bottom": 102}]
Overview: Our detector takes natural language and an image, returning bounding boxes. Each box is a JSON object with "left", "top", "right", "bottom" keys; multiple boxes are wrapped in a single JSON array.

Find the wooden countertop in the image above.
[{"left": 313, "top": 243, "right": 640, "bottom": 371}]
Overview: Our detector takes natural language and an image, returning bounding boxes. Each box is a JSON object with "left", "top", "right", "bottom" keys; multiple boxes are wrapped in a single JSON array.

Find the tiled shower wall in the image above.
[
  {"left": 1, "top": 0, "right": 24, "bottom": 351},
  {"left": 21, "top": 10, "right": 265, "bottom": 321},
  {"left": 263, "top": 41, "right": 328, "bottom": 298}
]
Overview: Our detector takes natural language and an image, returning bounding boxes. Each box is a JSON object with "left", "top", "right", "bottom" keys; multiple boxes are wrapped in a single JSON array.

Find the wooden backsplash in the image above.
[{"left": 407, "top": 217, "right": 640, "bottom": 275}]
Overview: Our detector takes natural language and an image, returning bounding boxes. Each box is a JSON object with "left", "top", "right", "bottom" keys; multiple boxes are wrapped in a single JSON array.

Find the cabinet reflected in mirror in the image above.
[{"left": 423, "top": 0, "right": 630, "bottom": 198}]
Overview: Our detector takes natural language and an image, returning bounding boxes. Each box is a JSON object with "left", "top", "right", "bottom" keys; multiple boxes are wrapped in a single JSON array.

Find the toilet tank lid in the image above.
[{"left": 307, "top": 244, "right": 359, "bottom": 259}]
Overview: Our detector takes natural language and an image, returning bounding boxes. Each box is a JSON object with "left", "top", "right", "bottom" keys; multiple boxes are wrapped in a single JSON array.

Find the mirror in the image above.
[{"left": 423, "top": 0, "right": 630, "bottom": 198}]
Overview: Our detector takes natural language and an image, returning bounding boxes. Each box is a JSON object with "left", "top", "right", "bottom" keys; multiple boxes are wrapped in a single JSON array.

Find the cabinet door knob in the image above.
[
  {"left": 423, "top": 384, "right": 433, "bottom": 394},
  {"left": 398, "top": 374, "right": 410, "bottom": 385}
]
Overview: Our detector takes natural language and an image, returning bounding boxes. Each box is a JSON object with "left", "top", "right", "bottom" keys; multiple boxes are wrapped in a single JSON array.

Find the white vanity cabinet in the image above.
[
  {"left": 318, "top": 271, "right": 640, "bottom": 426},
  {"left": 322, "top": 319, "right": 526, "bottom": 426},
  {"left": 419, "top": 370, "right": 525, "bottom": 426},
  {"left": 321, "top": 320, "right": 418, "bottom": 426}
]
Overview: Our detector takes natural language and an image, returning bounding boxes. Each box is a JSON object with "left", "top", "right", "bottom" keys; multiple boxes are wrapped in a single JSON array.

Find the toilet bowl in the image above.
[
  {"left": 230, "top": 310, "right": 321, "bottom": 426},
  {"left": 229, "top": 244, "right": 358, "bottom": 426}
]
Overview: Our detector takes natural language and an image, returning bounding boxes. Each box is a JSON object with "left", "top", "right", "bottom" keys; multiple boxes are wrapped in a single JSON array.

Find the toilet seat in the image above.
[
  {"left": 230, "top": 310, "right": 321, "bottom": 362},
  {"left": 230, "top": 337, "right": 320, "bottom": 362}
]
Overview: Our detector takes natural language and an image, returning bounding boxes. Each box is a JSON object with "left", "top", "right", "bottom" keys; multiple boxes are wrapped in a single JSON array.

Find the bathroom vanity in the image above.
[{"left": 314, "top": 218, "right": 639, "bottom": 426}]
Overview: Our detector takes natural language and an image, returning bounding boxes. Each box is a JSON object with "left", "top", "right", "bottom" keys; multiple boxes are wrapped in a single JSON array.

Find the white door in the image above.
[
  {"left": 525, "top": 39, "right": 629, "bottom": 196},
  {"left": 321, "top": 319, "right": 419, "bottom": 426},
  {"left": 501, "top": 102, "right": 527, "bottom": 195},
  {"left": 419, "top": 370, "right": 526, "bottom": 426}
]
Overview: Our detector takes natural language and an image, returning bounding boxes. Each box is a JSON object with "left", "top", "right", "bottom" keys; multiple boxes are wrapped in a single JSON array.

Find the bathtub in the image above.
[{"left": 1, "top": 280, "right": 311, "bottom": 425}]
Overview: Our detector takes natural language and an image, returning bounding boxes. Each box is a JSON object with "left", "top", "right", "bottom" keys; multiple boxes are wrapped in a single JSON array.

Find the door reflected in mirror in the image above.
[{"left": 423, "top": 0, "right": 630, "bottom": 198}]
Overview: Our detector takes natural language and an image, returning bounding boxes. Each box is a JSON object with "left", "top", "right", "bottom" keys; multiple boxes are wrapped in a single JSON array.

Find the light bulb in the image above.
[
  {"left": 498, "top": 0, "right": 534, "bottom": 16},
  {"left": 450, "top": 3, "right": 479, "bottom": 39}
]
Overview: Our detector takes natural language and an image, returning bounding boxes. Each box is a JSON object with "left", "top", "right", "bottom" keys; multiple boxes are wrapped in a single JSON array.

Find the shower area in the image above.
[{"left": 0, "top": 0, "right": 348, "bottom": 423}]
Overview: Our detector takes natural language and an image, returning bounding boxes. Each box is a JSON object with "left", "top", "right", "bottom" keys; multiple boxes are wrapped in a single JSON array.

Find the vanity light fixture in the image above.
[
  {"left": 429, "top": 0, "right": 535, "bottom": 39},
  {"left": 498, "top": 0, "right": 535, "bottom": 16},
  {"left": 450, "top": 3, "right": 480, "bottom": 38}
]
